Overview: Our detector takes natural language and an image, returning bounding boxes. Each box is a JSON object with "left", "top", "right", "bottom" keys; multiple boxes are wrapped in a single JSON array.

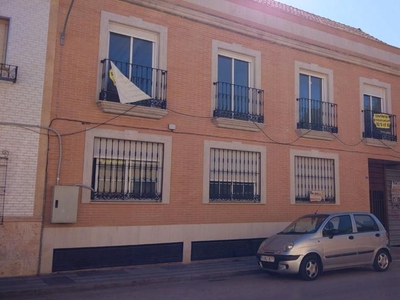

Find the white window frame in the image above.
[
  {"left": 203, "top": 140, "right": 266, "bottom": 204},
  {"left": 359, "top": 77, "right": 391, "bottom": 142},
  {"left": 290, "top": 149, "right": 340, "bottom": 205},
  {"left": 82, "top": 128, "right": 172, "bottom": 204},
  {"left": 295, "top": 61, "right": 334, "bottom": 128},
  {"left": 211, "top": 40, "right": 261, "bottom": 117},
  {"left": 97, "top": 11, "right": 168, "bottom": 100}
]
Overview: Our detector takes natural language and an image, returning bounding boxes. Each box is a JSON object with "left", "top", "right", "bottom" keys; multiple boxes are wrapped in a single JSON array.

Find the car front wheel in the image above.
[
  {"left": 299, "top": 254, "right": 321, "bottom": 281},
  {"left": 373, "top": 250, "right": 390, "bottom": 272}
]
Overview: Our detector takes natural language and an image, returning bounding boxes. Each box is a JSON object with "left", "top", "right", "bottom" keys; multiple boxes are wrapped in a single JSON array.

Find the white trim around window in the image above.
[
  {"left": 97, "top": 11, "right": 168, "bottom": 99},
  {"left": 290, "top": 149, "right": 340, "bottom": 205},
  {"left": 294, "top": 61, "right": 334, "bottom": 139},
  {"left": 211, "top": 40, "right": 261, "bottom": 91},
  {"left": 295, "top": 62, "right": 333, "bottom": 102},
  {"left": 211, "top": 40, "right": 262, "bottom": 131},
  {"left": 82, "top": 128, "right": 172, "bottom": 204},
  {"left": 203, "top": 140, "right": 266, "bottom": 204},
  {"left": 359, "top": 78, "right": 393, "bottom": 146}
]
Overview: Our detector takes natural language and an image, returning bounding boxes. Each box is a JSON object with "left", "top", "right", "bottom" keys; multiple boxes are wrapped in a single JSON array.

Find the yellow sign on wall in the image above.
[{"left": 373, "top": 113, "right": 391, "bottom": 129}]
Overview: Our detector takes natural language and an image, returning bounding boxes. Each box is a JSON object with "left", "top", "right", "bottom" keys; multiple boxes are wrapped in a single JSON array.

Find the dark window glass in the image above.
[
  {"left": 132, "top": 38, "right": 153, "bottom": 96},
  {"left": 218, "top": 55, "right": 232, "bottom": 84},
  {"left": 355, "top": 215, "right": 379, "bottom": 232}
]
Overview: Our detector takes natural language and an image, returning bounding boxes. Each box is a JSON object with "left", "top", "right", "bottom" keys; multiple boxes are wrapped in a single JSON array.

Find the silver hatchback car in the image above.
[{"left": 257, "top": 212, "right": 391, "bottom": 280}]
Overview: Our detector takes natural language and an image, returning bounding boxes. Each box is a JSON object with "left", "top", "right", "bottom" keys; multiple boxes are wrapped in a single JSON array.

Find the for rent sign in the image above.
[
  {"left": 373, "top": 113, "right": 391, "bottom": 129},
  {"left": 373, "top": 113, "right": 391, "bottom": 136}
]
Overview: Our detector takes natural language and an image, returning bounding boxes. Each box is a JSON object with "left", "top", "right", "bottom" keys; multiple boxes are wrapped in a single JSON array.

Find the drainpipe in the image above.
[{"left": 60, "top": 0, "right": 75, "bottom": 45}]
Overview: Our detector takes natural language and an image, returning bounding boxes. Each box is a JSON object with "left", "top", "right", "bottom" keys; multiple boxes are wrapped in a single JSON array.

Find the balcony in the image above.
[
  {"left": 213, "top": 82, "right": 264, "bottom": 124},
  {"left": 0, "top": 63, "right": 18, "bottom": 83},
  {"left": 99, "top": 59, "right": 167, "bottom": 109},
  {"left": 297, "top": 98, "right": 338, "bottom": 133},
  {"left": 363, "top": 109, "right": 397, "bottom": 142}
]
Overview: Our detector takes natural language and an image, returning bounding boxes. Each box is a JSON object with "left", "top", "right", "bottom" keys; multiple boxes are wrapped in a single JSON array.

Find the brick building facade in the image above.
[{"left": 3, "top": 0, "right": 400, "bottom": 276}]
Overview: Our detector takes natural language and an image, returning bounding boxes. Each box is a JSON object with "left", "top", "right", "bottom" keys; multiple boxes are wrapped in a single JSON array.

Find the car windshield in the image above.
[{"left": 280, "top": 215, "right": 329, "bottom": 234}]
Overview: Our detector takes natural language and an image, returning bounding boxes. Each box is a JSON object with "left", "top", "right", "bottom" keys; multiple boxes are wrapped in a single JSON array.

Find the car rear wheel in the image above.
[
  {"left": 299, "top": 255, "right": 321, "bottom": 281},
  {"left": 373, "top": 250, "right": 390, "bottom": 272}
]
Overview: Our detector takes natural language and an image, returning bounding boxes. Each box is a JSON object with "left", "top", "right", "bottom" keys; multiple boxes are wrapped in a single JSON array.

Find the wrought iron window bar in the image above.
[
  {"left": 294, "top": 156, "right": 336, "bottom": 204},
  {"left": 213, "top": 82, "right": 264, "bottom": 123},
  {"left": 296, "top": 98, "right": 338, "bottom": 133},
  {"left": 99, "top": 59, "right": 167, "bottom": 109},
  {"left": 0, "top": 63, "right": 18, "bottom": 83},
  {"left": 209, "top": 148, "right": 261, "bottom": 203},
  {"left": 91, "top": 137, "right": 164, "bottom": 202}
]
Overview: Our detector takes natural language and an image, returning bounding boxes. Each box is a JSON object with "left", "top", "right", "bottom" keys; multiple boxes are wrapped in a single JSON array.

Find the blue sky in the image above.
[{"left": 275, "top": 0, "right": 400, "bottom": 48}]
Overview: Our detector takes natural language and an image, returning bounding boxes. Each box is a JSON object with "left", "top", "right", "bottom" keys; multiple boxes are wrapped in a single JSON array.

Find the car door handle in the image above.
[
  {"left": 348, "top": 236, "right": 354, "bottom": 240},
  {"left": 375, "top": 233, "right": 380, "bottom": 237}
]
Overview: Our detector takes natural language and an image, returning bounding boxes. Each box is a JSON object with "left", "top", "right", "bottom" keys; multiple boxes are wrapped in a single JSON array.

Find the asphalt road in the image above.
[{"left": 17, "top": 261, "right": 400, "bottom": 300}]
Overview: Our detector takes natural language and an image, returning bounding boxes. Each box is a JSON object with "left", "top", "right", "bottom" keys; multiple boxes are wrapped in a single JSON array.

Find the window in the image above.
[
  {"left": 0, "top": 17, "right": 17, "bottom": 83},
  {"left": 295, "top": 62, "right": 337, "bottom": 134},
  {"left": 290, "top": 149, "right": 339, "bottom": 204},
  {"left": 360, "top": 78, "right": 395, "bottom": 142},
  {"left": 203, "top": 140, "right": 266, "bottom": 204},
  {"left": 212, "top": 40, "right": 263, "bottom": 127},
  {"left": 82, "top": 129, "right": 172, "bottom": 203},
  {"left": 323, "top": 215, "right": 353, "bottom": 236},
  {"left": 354, "top": 214, "right": 379, "bottom": 232},
  {"left": 217, "top": 54, "right": 250, "bottom": 116},
  {"left": 98, "top": 12, "right": 168, "bottom": 112},
  {"left": 0, "top": 18, "right": 9, "bottom": 64},
  {"left": 91, "top": 138, "right": 163, "bottom": 201},
  {"left": 299, "top": 74, "right": 322, "bottom": 129}
]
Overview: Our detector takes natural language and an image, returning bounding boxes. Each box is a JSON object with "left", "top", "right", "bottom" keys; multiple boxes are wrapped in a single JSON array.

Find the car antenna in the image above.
[{"left": 314, "top": 202, "right": 322, "bottom": 214}]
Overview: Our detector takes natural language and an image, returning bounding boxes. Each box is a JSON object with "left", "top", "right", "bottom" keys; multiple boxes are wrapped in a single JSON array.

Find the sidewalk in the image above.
[
  {"left": 0, "top": 257, "right": 262, "bottom": 299},
  {"left": 1, "top": 247, "right": 399, "bottom": 299}
]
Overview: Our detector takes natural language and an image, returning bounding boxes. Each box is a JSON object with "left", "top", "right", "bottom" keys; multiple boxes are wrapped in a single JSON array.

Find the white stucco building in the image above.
[{"left": 0, "top": 0, "right": 56, "bottom": 276}]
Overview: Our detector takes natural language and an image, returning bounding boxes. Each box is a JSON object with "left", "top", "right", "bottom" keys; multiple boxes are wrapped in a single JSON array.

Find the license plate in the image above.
[{"left": 261, "top": 255, "right": 275, "bottom": 262}]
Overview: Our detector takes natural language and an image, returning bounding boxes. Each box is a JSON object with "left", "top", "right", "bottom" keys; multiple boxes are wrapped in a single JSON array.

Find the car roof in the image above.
[{"left": 302, "top": 212, "right": 374, "bottom": 218}]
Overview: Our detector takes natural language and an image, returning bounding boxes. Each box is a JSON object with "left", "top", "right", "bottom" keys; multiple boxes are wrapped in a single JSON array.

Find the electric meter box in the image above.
[{"left": 51, "top": 186, "right": 79, "bottom": 223}]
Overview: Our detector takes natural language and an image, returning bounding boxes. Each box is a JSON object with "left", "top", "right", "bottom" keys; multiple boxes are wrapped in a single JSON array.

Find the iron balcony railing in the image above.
[
  {"left": 99, "top": 59, "right": 167, "bottom": 109},
  {"left": 213, "top": 82, "right": 264, "bottom": 123},
  {"left": 363, "top": 109, "right": 397, "bottom": 141},
  {"left": 0, "top": 63, "right": 18, "bottom": 83},
  {"left": 297, "top": 98, "right": 338, "bottom": 133}
]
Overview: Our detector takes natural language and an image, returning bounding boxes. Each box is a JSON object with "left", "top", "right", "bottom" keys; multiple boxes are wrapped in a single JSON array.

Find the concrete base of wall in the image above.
[
  {"left": 0, "top": 219, "right": 41, "bottom": 277},
  {"left": 40, "top": 222, "right": 288, "bottom": 274}
]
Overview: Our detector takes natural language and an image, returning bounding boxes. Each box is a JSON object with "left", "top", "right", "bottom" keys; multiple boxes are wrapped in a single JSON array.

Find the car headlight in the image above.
[{"left": 283, "top": 242, "right": 294, "bottom": 252}]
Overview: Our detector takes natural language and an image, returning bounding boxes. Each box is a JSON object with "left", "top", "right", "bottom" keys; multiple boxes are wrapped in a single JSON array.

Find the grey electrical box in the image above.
[{"left": 51, "top": 186, "right": 79, "bottom": 223}]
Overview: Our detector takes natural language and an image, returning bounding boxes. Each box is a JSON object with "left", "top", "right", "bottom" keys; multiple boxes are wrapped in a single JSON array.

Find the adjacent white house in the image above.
[{"left": 0, "top": 0, "right": 56, "bottom": 277}]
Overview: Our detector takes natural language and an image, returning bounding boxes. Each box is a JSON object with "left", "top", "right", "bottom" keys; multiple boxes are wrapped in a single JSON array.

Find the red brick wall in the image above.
[{"left": 44, "top": 0, "right": 400, "bottom": 229}]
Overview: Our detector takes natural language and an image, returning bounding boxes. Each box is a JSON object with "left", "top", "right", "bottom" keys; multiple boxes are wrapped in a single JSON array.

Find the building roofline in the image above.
[{"left": 252, "top": 0, "right": 384, "bottom": 44}]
